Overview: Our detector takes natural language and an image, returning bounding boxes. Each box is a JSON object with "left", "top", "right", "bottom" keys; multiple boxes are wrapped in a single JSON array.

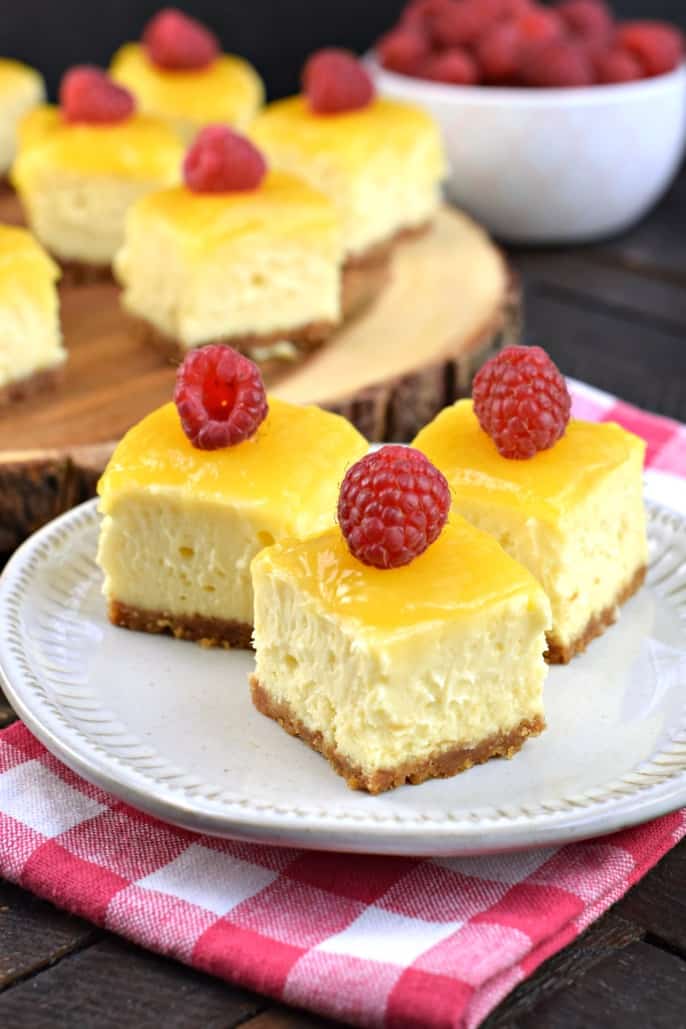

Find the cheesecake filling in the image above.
[{"left": 0, "top": 66, "right": 43, "bottom": 174}]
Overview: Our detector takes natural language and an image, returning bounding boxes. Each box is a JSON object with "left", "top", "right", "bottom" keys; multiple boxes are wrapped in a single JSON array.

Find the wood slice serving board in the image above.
[{"left": 0, "top": 198, "right": 519, "bottom": 557}]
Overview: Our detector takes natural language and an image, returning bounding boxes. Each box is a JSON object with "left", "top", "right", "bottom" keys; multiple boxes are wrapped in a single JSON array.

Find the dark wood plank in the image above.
[
  {"left": 522, "top": 283, "right": 686, "bottom": 420},
  {"left": 614, "top": 839, "right": 686, "bottom": 957},
  {"left": 0, "top": 935, "right": 269, "bottom": 1029},
  {"left": 513, "top": 940, "right": 686, "bottom": 1029},
  {"left": 482, "top": 912, "right": 644, "bottom": 1027},
  {"left": 595, "top": 164, "right": 686, "bottom": 284},
  {"left": 0, "top": 880, "right": 97, "bottom": 990},
  {"left": 511, "top": 250, "right": 686, "bottom": 330}
]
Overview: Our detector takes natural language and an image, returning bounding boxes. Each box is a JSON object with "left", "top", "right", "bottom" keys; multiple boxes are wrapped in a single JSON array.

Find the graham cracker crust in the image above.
[
  {"left": 109, "top": 599, "right": 253, "bottom": 650},
  {"left": 58, "top": 260, "right": 114, "bottom": 288},
  {"left": 545, "top": 563, "right": 647, "bottom": 665},
  {"left": 251, "top": 677, "right": 545, "bottom": 794},
  {"left": 0, "top": 364, "right": 64, "bottom": 411},
  {"left": 135, "top": 317, "right": 336, "bottom": 365}
]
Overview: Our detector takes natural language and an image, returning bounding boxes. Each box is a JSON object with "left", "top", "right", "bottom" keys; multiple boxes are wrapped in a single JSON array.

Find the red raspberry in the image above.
[
  {"left": 419, "top": 49, "right": 479, "bottom": 84},
  {"left": 401, "top": 0, "right": 452, "bottom": 32},
  {"left": 522, "top": 39, "right": 594, "bottom": 86},
  {"left": 143, "top": 8, "right": 219, "bottom": 71},
  {"left": 556, "top": 0, "right": 613, "bottom": 40},
  {"left": 477, "top": 23, "right": 522, "bottom": 83},
  {"left": 515, "top": 6, "right": 565, "bottom": 48},
  {"left": 174, "top": 345, "right": 268, "bottom": 450},
  {"left": 303, "top": 49, "right": 375, "bottom": 114},
  {"left": 183, "top": 125, "right": 266, "bottom": 193},
  {"left": 377, "top": 27, "right": 429, "bottom": 75},
  {"left": 617, "top": 21, "right": 684, "bottom": 78},
  {"left": 338, "top": 446, "right": 451, "bottom": 569},
  {"left": 60, "top": 66, "right": 135, "bottom": 124},
  {"left": 430, "top": 0, "right": 502, "bottom": 49},
  {"left": 472, "top": 346, "right": 571, "bottom": 459},
  {"left": 596, "top": 47, "right": 643, "bottom": 83}
]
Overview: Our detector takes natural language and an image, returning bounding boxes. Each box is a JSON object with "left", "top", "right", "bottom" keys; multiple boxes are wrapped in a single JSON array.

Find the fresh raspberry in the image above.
[
  {"left": 174, "top": 345, "right": 268, "bottom": 450},
  {"left": 556, "top": 0, "right": 613, "bottom": 40},
  {"left": 338, "top": 446, "right": 451, "bottom": 569},
  {"left": 419, "top": 49, "right": 479, "bottom": 84},
  {"left": 596, "top": 47, "right": 643, "bottom": 83},
  {"left": 515, "top": 6, "right": 565, "bottom": 48},
  {"left": 521, "top": 39, "right": 594, "bottom": 86},
  {"left": 377, "top": 27, "right": 429, "bottom": 75},
  {"left": 617, "top": 21, "right": 684, "bottom": 78},
  {"left": 303, "top": 49, "right": 375, "bottom": 114},
  {"left": 183, "top": 125, "right": 266, "bottom": 193},
  {"left": 477, "top": 23, "right": 522, "bottom": 83},
  {"left": 430, "top": 0, "right": 502, "bottom": 49},
  {"left": 401, "top": 0, "right": 452, "bottom": 32},
  {"left": 472, "top": 346, "right": 571, "bottom": 459},
  {"left": 143, "top": 8, "right": 219, "bottom": 70},
  {"left": 60, "top": 66, "right": 135, "bottom": 124}
]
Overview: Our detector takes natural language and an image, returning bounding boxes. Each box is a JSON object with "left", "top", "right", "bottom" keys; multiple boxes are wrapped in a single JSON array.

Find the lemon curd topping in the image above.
[
  {"left": 97, "top": 399, "right": 367, "bottom": 536},
  {"left": 12, "top": 106, "right": 182, "bottom": 180},
  {"left": 129, "top": 171, "right": 339, "bottom": 252},
  {"left": 110, "top": 44, "right": 264, "bottom": 131},
  {"left": 251, "top": 95, "right": 444, "bottom": 172},
  {"left": 414, "top": 400, "right": 645, "bottom": 524},
  {"left": 0, "top": 58, "right": 42, "bottom": 93},
  {"left": 0, "top": 224, "right": 58, "bottom": 304},
  {"left": 256, "top": 518, "right": 544, "bottom": 634}
]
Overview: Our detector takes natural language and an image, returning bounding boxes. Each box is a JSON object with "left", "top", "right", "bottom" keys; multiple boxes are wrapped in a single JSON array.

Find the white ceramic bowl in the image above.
[{"left": 368, "top": 56, "right": 686, "bottom": 244}]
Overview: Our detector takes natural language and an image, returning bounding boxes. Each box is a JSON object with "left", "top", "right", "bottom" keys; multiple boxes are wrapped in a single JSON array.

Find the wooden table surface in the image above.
[{"left": 1, "top": 166, "right": 686, "bottom": 1028}]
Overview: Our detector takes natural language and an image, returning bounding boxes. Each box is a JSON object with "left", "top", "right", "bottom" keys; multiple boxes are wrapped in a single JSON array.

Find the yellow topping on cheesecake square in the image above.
[
  {"left": 110, "top": 44, "right": 264, "bottom": 143},
  {"left": 0, "top": 225, "right": 64, "bottom": 396},
  {"left": 0, "top": 59, "right": 44, "bottom": 175},
  {"left": 250, "top": 96, "right": 445, "bottom": 258},
  {"left": 413, "top": 399, "right": 648, "bottom": 661},
  {"left": 96, "top": 398, "right": 367, "bottom": 639},
  {"left": 115, "top": 171, "right": 342, "bottom": 350},
  {"left": 251, "top": 518, "right": 551, "bottom": 792},
  {"left": 12, "top": 107, "right": 182, "bottom": 267}
]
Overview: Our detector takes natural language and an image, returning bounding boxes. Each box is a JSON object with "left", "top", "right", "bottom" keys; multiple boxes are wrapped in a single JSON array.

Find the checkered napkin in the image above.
[{"left": 1, "top": 381, "right": 685, "bottom": 1029}]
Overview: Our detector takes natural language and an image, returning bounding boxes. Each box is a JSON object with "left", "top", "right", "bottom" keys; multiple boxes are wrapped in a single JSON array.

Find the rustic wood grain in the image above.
[
  {"left": 0, "top": 936, "right": 269, "bottom": 1028},
  {"left": 614, "top": 839, "right": 686, "bottom": 957},
  {"left": 482, "top": 912, "right": 645, "bottom": 1027},
  {"left": 0, "top": 881, "right": 97, "bottom": 991},
  {"left": 513, "top": 940, "right": 686, "bottom": 1029}
]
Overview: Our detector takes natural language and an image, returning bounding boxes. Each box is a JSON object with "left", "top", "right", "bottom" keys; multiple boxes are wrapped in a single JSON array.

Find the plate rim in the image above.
[{"left": 1, "top": 497, "right": 685, "bottom": 857}]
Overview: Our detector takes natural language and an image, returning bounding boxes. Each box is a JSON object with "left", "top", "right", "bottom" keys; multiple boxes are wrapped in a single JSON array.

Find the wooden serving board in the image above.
[{"left": 0, "top": 197, "right": 519, "bottom": 558}]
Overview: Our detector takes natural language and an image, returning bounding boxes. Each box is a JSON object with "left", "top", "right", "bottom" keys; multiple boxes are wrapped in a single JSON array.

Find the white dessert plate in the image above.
[{"left": 1, "top": 492, "right": 685, "bottom": 857}]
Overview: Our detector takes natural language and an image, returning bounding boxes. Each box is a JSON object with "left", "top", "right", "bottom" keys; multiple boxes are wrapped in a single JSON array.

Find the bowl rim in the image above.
[{"left": 366, "top": 53, "right": 686, "bottom": 107}]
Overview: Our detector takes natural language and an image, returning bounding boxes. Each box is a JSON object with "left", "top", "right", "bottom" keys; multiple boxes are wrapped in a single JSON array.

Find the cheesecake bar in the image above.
[
  {"left": 251, "top": 50, "right": 445, "bottom": 315},
  {"left": 12, "top": 77, "right": 182, "bottom": 278},
  {"left": 413, "top": 399, "right": 647, "bottom": 663},
  {"left": 115, "top": 168, "right": 342, "bottom": 357},
  {"left": 0, "top": 59, "right": 44, "bottom": 179},
  {"left": 111, "top": 35, "right": 263, "bottom": 145},
  {"left": 0, "top": 225, "right": 64, "bottom": 407},
  {"left": 251, "top": 517, "right": 551, "bottom": 793},
  {"left": 97, "top": 398, "right": 367, "bottom": 647}
]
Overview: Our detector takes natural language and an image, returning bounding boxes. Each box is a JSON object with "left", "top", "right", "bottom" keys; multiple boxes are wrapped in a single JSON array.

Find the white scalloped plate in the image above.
[{"left": 1, "top": 493, "right": 685, "bottom": 856}]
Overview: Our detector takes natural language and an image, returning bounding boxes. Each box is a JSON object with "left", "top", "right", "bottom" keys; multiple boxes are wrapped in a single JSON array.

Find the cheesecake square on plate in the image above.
[
  {"left": 97, "top": 397, "right": 367, "bottom": 648},
  {"left": 251, "top": 517, "right": 551, "bottom": 793},
  {"left": 413, "top": 399, "right": 648, "bottom": 663}
]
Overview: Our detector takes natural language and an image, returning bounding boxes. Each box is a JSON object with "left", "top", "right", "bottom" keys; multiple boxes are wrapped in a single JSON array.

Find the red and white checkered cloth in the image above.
[{"left": 1, "top": 380, "right": 685, "bottom": 1029}]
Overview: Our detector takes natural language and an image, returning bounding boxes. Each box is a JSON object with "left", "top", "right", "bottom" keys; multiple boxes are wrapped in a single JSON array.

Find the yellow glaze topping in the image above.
[
  {"left": 110, "top": 44, "right": 264, "bottom": 129},
  {"left": 130, "top": 170, "right": 339, "bottom": 252},
  {"left": 98, "top": 398, "right": 367, "bottom": 535},
  {"left": 12, "top": 106, "right": 182, "bottom": 181},
  {"left": 256, "top": 517, "right": 544, "bottom": 631},
  {"left": 0, "top": 58, "right": 42, "bottom": 93},
  {"left": 0, "top": 224, "right": 58, "bottom": 309},
  {"left": 413, "top": 400, "right": 645, "bottom": 524},
  {"left": 251, "top": 95, "right": 443, "bottom": 172}
]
